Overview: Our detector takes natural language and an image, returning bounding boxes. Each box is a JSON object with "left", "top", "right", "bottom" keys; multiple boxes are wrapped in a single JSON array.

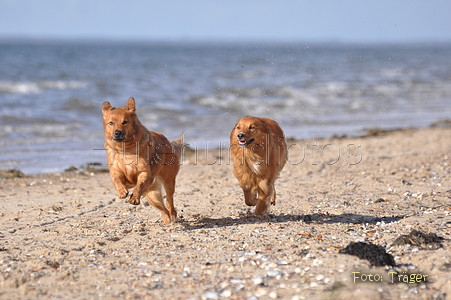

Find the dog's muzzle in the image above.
[
  {"left": 113, "top": 130, "right": 125, "bottom": 142},
  {"left": 237, "top": 133, "right": 254, "bottom": 147}
]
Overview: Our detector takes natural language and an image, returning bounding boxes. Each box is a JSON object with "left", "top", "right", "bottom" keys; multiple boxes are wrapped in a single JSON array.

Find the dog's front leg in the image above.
[
  {"left": 129, "top": 172, "right": 153, "bottom": 205},
  {"left": 243, "top": 187, "right": 257, "bottom": 206},
  {"left": 254, "top": 180, "right": 273, "bottom": 215},
  {"left": 111, "top": 172, "right": 128, "bottom": 199}
]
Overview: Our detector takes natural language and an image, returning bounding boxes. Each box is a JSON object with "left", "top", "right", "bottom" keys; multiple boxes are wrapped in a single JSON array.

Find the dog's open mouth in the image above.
[
  {"left": 238, "top": 138, "right": 255, "bottom": 147},
  {"left": 113, "top": 137, "right": 125, "bottom": 142}
]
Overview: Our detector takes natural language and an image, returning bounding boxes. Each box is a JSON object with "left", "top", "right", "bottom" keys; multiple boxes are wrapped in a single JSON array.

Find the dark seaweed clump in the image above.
[
  {"left": 339, "top": 242, "right": 396, "bottom": 267},
  {"left": 0, "top": 169, "right": 26, "bottom": 179},
  {"left": 392, "top": 230, "right": 444, "bottom": 249}
]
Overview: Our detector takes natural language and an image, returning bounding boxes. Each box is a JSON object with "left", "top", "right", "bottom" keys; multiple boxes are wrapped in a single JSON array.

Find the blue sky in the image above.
[{"left": 1, "top": 0, "right": 451, "bottom": 43}]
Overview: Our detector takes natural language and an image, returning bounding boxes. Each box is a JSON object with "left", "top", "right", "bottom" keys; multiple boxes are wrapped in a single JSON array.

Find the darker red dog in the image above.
[{"left": 102, "top": 97, "right": 181, "bottom": 224}]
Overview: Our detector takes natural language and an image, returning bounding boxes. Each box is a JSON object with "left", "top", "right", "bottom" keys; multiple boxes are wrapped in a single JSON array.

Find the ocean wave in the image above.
[
  {"left": 0, "top": 124, "right": 89, "bottom": 150},
  {"left": 1, "top": 115, "right": 63, "bottom": 125},
  {"left": 37, "top": 80, "right": 88, "bottom": 90},
  {"left": 190, "top": 85, "right": 355, "bottom": 115},
  {"left": 0, "top": 81, "right": 40, "bottom": 94},
  {"left": 0, "top": 80, "right": 88, "bottom": 94},
  {"left": 62, "top": 98, "right": 97, "bottom": 111},
  {"left": 190, "top": 79, "right": 451, "bottom": 117}
]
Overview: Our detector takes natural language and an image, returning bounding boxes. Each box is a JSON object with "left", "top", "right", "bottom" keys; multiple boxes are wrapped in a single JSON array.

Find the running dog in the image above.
[
  {"left": 230, "top": 116, "right": 287, "bottom": 215},
  {"left": 102, "top": 97, "right": 181, "bottom": 224}
]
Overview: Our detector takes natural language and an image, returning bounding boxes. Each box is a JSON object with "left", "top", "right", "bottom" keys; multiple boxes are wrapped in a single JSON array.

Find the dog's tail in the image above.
[{"left": 171, "top": 132, "right": 185, "bottom": 158}]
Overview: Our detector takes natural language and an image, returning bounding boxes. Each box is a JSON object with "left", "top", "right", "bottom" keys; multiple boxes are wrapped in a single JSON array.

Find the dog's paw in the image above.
[
  {"left": 128, "top": 193, "right": 141, "bottom": 205},
  {"left": 244, "top": 195, "right": 258, "bottom": 206},
  {"left": 118, "top": 189, "right": 128, "bottom": 199},
  {"left": 254, "top": 199, "right": 271, "bottom": 216},
  {"left": 170, "top": 211, "right": 178, "bottom": 222}
]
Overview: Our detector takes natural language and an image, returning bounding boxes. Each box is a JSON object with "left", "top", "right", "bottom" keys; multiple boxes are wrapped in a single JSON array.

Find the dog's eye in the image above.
[
  {"left": 237, "top": 126, "right": 241, "bottom": 130},
  {"left": 108, "top": 121, "right": 114, "bottom": 125},
  {"left": 122, "top": 121, "right": 128, "bottom": 125},
  {"left": 249, "top": 125, "right": 255, "bottom": 130}
]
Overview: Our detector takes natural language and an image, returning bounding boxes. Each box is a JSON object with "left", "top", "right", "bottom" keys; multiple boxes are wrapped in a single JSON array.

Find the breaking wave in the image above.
[{"left": 0, "top": 80, "right": 88, "bottom": 94}]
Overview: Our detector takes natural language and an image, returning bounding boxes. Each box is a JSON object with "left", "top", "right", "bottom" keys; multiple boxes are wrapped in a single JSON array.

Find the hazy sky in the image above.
[{"left": 1, "top": 0, "right": 451, "bottom": 43}]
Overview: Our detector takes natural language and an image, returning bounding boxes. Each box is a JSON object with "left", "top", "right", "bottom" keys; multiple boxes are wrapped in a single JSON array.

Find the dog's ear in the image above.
[
  {"left": 259, "top": 118, "right": 271, "bottom": 133},
  {"left": 102, "top": 101, "right": 113, "bottom": 115},
  {"left": 125, "top": 97, "right": 136, "bottom": 113}
]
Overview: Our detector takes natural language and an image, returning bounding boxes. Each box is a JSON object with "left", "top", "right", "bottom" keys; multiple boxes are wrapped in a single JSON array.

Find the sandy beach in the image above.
[{"left": 1, "top": 126, "right": 450, "bottom": 300}]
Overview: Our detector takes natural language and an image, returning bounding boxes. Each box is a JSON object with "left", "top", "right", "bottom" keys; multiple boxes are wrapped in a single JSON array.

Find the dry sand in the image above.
[{"left": 1, "top": 126, "right": 450, "bottom": 300}]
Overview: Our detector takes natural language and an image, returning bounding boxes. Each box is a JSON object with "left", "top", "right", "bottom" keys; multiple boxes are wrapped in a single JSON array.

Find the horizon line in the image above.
[{"left": 1, "top": 35, "right": 451, "bottom": 46}]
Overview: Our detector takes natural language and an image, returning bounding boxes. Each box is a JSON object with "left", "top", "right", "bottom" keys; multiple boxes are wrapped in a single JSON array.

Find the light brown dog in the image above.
[
  {"left": 230, "top": 116, "right": 288, "bottom": 215},
  {"left": 101, "top": 97, "right": 181, "bottom": 224}
]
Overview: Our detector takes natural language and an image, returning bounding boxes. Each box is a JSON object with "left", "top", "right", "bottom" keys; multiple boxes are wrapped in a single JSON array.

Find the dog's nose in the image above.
[
  {"left": 237, "top": 133, "right": 245, "bottom": 140},
  {"left": 114, "top": 130, "right": 122, "bottom": 138}
]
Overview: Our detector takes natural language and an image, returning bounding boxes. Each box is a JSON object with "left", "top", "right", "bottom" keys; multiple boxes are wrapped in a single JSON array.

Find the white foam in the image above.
[
  {"left": 0, "top": 80, "right": 88, "bottom": 94},
  {"left": 0, "top": 81, "right": 41, "bottom": 94}
]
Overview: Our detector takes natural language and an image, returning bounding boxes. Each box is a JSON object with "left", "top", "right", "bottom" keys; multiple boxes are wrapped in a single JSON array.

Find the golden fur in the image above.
[
  {"left": 101, "top": 97, "right": 181, "bottom": 224},
  {"left": 230, "top": 116, "right": 288, "bottom": 215}
]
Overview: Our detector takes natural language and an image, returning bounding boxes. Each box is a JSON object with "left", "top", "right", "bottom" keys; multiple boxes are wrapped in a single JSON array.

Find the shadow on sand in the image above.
[{"left": 179, "top": 212, "right": 405, "bottom": 230}]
